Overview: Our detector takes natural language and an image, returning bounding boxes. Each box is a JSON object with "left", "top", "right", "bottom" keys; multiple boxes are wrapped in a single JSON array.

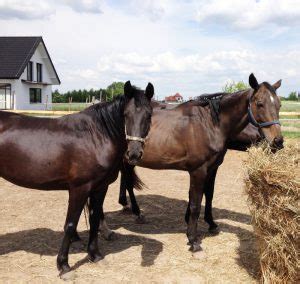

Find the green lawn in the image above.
[
  {"left": 280, "top": 101, "right": 300, "bottom": 112},
  {"left": 282, "top": 131, "right": 300, "bottom": 139},
  {"left": 281, "top": 118, "right": 300, "bottom": 139},
  {"left": 52, "top": 103, "right": 90, "bottom": 111}
]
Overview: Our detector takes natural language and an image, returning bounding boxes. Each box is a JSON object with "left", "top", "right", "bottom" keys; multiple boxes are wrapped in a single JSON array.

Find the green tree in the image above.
[
  {"left": 222, "top": 80, "right": 249, "bottom": 93},
  {"left": 287, "top": 91, "right": 298, "bottom": 101},
  {"left": 106, "top": 82, "right": 125, "bottom": 101},
  {"left": 52, "top": 89, "right": 67, "bottom": 103},
  {"left": 52, "top": 82, "right": 125, "bottom": 103}
]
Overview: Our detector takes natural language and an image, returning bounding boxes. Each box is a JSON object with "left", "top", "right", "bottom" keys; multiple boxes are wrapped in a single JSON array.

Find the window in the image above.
[
  {"left": 36, "top": 63, "right": 42, "bottom": 82},
  {"left": 27, "top": 61, "right": 33, "bottom": 81},
  {"left": 30, "top": 88, "right": 42, "bottom": 103}
]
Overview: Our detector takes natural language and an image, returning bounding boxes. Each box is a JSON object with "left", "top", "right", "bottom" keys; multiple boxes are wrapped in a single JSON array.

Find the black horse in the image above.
[{"left": 0, "top": 81, "right": 154, "bottom": 274}]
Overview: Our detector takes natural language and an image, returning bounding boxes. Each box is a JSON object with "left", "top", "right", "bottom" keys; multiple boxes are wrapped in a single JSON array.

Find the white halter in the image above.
[{"left": 125, "top": 124, "right": 147, "bottom": 143}]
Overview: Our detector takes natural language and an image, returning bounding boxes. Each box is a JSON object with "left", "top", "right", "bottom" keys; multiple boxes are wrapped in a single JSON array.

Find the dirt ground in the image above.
[{"left": 0, "top": 150, "right": 260, "bottom": 283}]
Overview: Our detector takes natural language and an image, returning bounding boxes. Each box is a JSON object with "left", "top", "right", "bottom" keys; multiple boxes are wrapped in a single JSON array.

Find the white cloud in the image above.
[
  {"left": 63, "top": 0, "right": 103, "bottom": 14},
  {"left": 196, "top": 0, "right": 300, "bottom": 30},
  {"left": 0, "top": 0, "right": 55, "bottom": 19},
  {"left": 126, "top": 0, "right": 167, "bottom": 21},
  {"left": 0, "top": 0, "right": 299, "bottom": 97},
  {"left": 61, "top": 49, "right": 300, "bottom": 98}
]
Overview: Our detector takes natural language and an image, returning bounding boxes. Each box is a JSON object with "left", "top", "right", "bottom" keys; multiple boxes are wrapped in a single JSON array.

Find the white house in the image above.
[{"left": 0, "top": 37, "right": 60, "bottom": 110}]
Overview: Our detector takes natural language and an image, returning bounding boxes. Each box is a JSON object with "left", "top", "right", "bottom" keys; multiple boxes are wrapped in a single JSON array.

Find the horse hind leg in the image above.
[
  {"left": 119, "top": 166, "right": 145, "bottom": 223},
  {"left": 119, "top": 171, "right": 130, "bottom": 211},
  {"left": 98, "top": 186, "right": 116, "bottom": 241},
  {"left": 186, "top": 168, "right": 205, "bottom": 254},
  {"left": 203, "top": 169, "right": 219, "bottom": 234}
]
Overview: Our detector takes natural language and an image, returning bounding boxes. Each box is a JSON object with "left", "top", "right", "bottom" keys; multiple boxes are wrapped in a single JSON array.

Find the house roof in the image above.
[
  {"left": 0, "top": 36, "right": 60, "bottom": 84},
  {"left": 165, "top": 93, "right": 183, "bottom": 101}
]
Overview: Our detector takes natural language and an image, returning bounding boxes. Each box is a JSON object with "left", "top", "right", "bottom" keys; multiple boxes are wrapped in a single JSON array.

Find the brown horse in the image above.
[
  {"left": 118, "top": 122, "right": 262, "bottom": 225},
  {"left": 114, "top": 74, "right": 282, "bottom": 254},
  {"left": 0, "top": 81, "right": 154, "bottom": 274}
]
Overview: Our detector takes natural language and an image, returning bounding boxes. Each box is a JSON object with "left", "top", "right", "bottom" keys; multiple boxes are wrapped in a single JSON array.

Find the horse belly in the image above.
[{"left": 0, "top": 134, "right": 69, "bottom": 189}]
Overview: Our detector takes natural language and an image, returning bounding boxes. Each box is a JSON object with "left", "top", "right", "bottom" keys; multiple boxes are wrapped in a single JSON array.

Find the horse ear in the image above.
[
  {"left": 273, "top": 79, "right": 282, "bottom": 90},
  {"left": 249, "top": 73, "right": 259, "bottom": 90},
  {"left": 124, "top": 81, "right": 133, "bottom": 98},
  {"left": 145, "top": 82, "right": 154, "bottom": 100}
]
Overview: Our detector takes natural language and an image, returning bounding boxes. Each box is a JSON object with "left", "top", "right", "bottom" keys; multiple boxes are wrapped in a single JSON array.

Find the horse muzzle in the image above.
[
  {"left": 271, "top": 136, "right": 284, "bottom": 151},
  {"left": 125, "top": 141, "right": 144, "bottom": 165},
  {"left": 125, "top": 150, "right": 144, "bottom": 165}
]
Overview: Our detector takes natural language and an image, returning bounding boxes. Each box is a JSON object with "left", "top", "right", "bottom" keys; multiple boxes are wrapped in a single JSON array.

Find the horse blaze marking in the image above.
[{"left": 270, "top": 95, "right": 275, "bottom": 104}]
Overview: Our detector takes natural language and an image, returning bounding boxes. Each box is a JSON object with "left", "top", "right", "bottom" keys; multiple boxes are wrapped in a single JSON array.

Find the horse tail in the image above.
[{"left": 121, "top": 163, "right": 146, "bottom": 191}]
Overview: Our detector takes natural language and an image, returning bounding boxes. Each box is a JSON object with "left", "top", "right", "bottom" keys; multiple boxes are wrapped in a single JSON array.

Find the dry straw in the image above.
[{"left": 245, "top": 142, "right": 299, "bottom": 283}]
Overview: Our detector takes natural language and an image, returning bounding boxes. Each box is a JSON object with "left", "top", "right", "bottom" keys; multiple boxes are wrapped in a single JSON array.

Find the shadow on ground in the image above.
[
  {"left": 0, "top": 194, "right": 259, "bottom": 278},
  {"left": 106, "top": 194, "right": 260, "bottom": 280},
  {"left": 0, "top": 228, "right": 163, "bottom": 269}
]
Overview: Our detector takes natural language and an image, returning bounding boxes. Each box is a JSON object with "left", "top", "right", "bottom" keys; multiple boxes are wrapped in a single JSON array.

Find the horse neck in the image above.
[
  {"left": 219, "top": 89, "right": 252, "bottom": 137},
  {"left": 90, "top": 96, "right": 127, "bottom": 141}
]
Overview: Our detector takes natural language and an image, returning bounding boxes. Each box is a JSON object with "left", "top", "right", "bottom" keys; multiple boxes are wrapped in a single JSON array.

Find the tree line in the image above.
[
  {"left": 52, "top": 80, "right": 299, "bottom": 103},
  {"left": 52, "top": 82, "right": 125, "bottom": 103}
]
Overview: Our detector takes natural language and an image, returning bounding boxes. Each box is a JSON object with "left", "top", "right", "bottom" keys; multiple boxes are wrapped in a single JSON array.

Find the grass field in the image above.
[
  {"left": 280, "top": 100, "right": 300, "bottom": 112},
  {"left": 52, "top": 103, "right": 90, "bottom": 111}
]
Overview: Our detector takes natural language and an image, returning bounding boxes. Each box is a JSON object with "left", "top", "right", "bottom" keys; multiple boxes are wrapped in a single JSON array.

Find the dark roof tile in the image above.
[{"left": 0, "top": 36, "right": 60, "bottom": 84}]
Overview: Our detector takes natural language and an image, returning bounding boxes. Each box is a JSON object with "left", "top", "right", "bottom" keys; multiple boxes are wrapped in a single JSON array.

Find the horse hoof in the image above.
[
  {"left": 208, "top": 225, "right": 220, "bottom": 235},
  {"left": 135, "top": 214, "right": 146, "bottom": 224},
  {"left": 189, "top": 242, "right": 202, "bottom": 253},
  {"left": 89, "top": 253, "right": 103, "bottom": 263},
  {"left": 107, "top": 231, "right": 118, "bottom": 241},
  {"left": 71, "top": 233, "right": 82, "bottom": 243},
  {"left": 58, "top": 263, "right": 71, "bottom": 276},
  {"left": 122, "top": 205, "right": 132, "bottom": 214},
  {"left": 193, "top": 250, "right": 207, "bottom": 260},
  {"left": 60, "top": 270, "right": 75, "bottom": 281}
]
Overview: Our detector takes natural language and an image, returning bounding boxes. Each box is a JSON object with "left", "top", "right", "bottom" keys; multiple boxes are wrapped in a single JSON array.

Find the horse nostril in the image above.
[
  {"left": 273, "top": 136, "right": 284, "bottom": 149},
  {"left": 138, "top": 151, "right": 143, "bottom": 159}
]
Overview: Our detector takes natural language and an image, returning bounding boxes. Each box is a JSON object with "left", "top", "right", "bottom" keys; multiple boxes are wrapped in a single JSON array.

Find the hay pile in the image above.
[{"left": 245, "top": 143, "right": 300, "bottom": 283}]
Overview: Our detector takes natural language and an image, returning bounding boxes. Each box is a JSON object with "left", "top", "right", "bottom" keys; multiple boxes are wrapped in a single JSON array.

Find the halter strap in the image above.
[
  {"left": 125, "top": 125, "right": 147, "bottom": 143},
  {"left": 247, "top": 97, "right": 280, "bottom": 128}
]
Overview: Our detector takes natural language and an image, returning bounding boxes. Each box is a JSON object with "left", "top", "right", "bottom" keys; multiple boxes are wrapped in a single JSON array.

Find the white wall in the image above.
[
  {"left": 16, "top": 43, "right": 54, "bottom": 110},
  {"left": 0, "top": 42, "right": 59, "bottom": 111}
]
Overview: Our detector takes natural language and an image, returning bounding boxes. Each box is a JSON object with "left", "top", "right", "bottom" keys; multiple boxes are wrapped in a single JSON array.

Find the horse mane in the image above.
[
  {"left": 83, "top": 87, "right": 149, "bottom": 140},
  {"left": 83, "top": 95, "right": 127, "bottom": 140}
]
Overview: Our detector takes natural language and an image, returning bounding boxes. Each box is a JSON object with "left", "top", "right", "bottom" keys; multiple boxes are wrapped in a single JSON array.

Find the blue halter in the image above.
[{"left": 247, "top": 99, "right": 281, "bottom": 128}]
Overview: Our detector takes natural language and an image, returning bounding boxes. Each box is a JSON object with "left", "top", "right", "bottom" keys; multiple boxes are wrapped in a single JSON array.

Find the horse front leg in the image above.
[
  {"left": 186, "top": 168, "right": 206, "bottom": 253},
  {"left": 204, "top": 168, "right": 219, "bottom": 234},
  {"left": 57, "top": 184, "right": 90, "bottom": 275}
]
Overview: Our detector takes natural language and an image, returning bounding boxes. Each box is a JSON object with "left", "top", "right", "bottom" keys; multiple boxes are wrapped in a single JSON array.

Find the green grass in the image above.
[
  {"left": 280, "top": 101, "right": 300, "bottom": 112},
  {"left": 281, "top": 120, "right": 300, "bottom": 128},
  {"left": 52, "top": 103, "right": 89, "bottom": 111},
  {"left": 282, "top": 131, "right": 300, "bottom": 139},
  {"left": 280, "top": 115, "right": 300, "bottom": 119}
]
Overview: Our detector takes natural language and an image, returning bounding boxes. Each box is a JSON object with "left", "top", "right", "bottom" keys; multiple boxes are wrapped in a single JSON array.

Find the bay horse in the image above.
[
  {"left": 0, "top": 81, "right": 154, "bottom": 274},
  {"left": 118, "top": 123, "right": 262, "bottom": 226},
  {"left": 113, "top": 74, "right": 282, "bottom": 253}
]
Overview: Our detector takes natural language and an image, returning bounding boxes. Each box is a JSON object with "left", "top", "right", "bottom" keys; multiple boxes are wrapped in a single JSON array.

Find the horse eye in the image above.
[{"left": 257, "top": 101, "right": 264, "bottom": 108}]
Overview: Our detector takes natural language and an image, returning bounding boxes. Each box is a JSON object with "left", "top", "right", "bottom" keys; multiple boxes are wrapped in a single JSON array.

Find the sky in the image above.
[{"left": 1, "top": 0, "right": 300, "bottom": 99}]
